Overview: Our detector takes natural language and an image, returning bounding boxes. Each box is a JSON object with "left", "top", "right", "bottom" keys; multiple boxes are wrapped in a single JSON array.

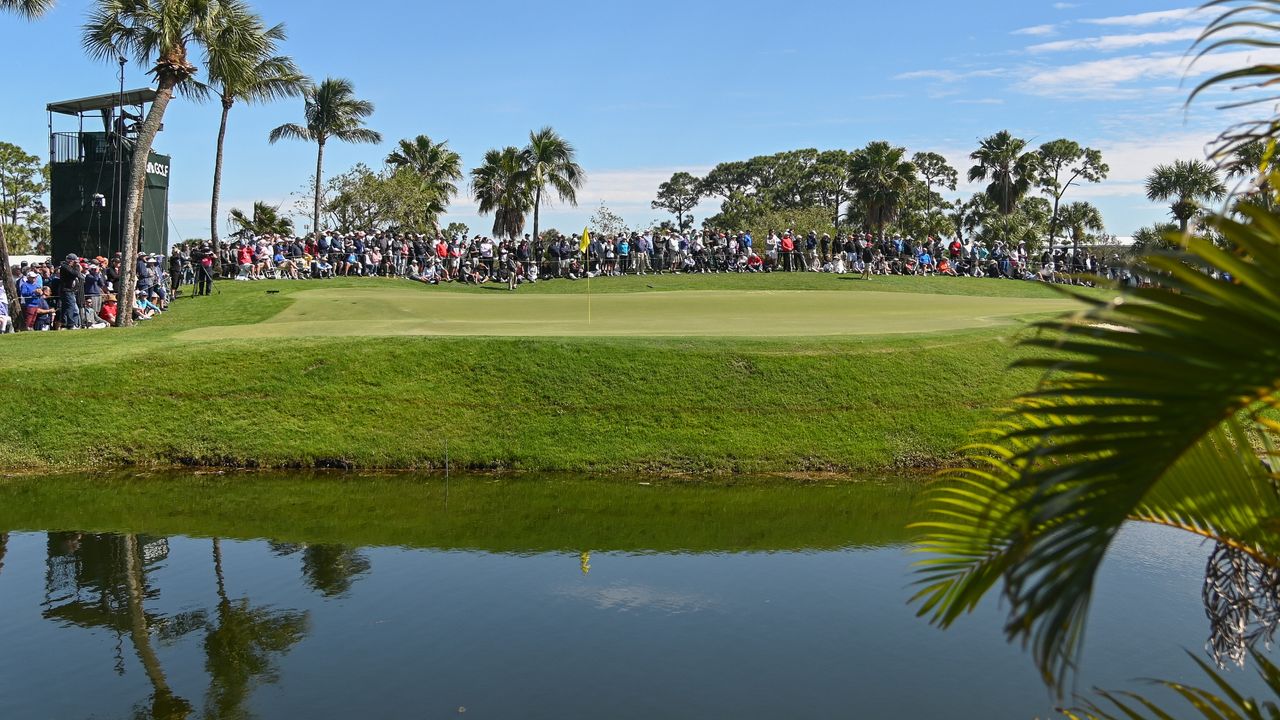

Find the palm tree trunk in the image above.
[
  {"left": 210, "top": 99, "right": 232, "bottom": 254},
  {"left": 123, "top": 534, "right": 187, "bottom": 715},
  {"left": 312, "top": 140, "right": 325, "bottom": 236},
  {"left": 117, "top": 75, "right": 177, "bottom": 328},
  {"left": 213, "top": 537, "right": 228, "bottom": 603},
  {"left": 532, "top": 185, "right": 541, "bottom": 246},
  {"left": 0, "top": 223, "right": 20, "bottom": 332}
]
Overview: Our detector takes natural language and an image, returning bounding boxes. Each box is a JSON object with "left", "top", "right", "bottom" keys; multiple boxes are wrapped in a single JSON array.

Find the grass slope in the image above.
[{"left": 0, "top": 274, "right": 1086, "bottom": 473}]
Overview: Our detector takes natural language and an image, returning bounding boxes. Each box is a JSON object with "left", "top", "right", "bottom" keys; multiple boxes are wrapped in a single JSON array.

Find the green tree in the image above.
[
  {"left": 1037, "top": 139, "right": 1108, "bottom": 245},
  {"left": 1145, "top": 159, "right": 1227, "bottom": 233},
  {"left": 471, "top": 146, "right": 531, "bottom": 240},
  {"left": 699, "top": 160, "right": 752, "bottom": 202},
  {"left": 378, "top": 166, "right": 441, "bottom": 233},
  {"left": 912, "top": 151, "right": 958, "bottom": 220},
  {"left": 442, "top": 221, "right": 469, "bottom": 239},
  {"left": 0, "top": 141, "right": 46, "bottom": 226},
  {"left": 203, "top": 3, "right": 306, "bottom": 252},
  {"left": 848, "top": 141, "right": 917, "bottom": 239},
  {"left": 385, "top": 134, "right": 463, "bottom": 231},
  {"left": 520, "top": 127, "right": 584, "bottom": 249},
  {"left": 1056, "top": 200, "right": 1105, "bottom": 258},
  {"left": 84, "top": 0, "right": 256, "bottom": 327},
  {"left": 269, "top": 77, "right": 382, "bottom": 235},
  {"left": 969, "top": 130, "right": 1041, "bottom": 248},
  {"left": 815, "top": 150, "right": 854, "bottom": 237},
  {"left": 227, "top": 201, "right": 292, "bottom": 236},
  {"left": 651, "top": 171, "right": 703, "bottom": 231}
]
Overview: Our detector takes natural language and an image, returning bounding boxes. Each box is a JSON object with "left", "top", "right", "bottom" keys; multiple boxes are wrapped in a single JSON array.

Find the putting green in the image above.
[{"left": 179, "top": 287, "right": 1080, "bottom": 340}]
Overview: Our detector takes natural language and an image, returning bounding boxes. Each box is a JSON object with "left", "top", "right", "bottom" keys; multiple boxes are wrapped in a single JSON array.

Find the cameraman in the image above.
[
  {"left": 191, "top": 242, "right": 215, "bottom": 296},
  {"left": 58, "top": 254, "right": 84, "bottom": 329}
]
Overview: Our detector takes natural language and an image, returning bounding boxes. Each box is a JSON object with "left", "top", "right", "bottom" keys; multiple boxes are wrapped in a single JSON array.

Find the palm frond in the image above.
[
  {"left": 913, "top": 204, "right": 1280, "bottom": 692},
  {"left": 1068, "top": 649, "right": 1280, "bottom": 719},
  {"left": 267, "top": 122, "right": 310, "bottom": 144},
  {"left": 0, "top": 0, "right": 55, "bottom": 18}
]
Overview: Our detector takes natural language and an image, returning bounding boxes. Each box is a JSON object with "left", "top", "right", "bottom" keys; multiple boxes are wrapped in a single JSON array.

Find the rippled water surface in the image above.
[{"left": 0, "top": 474, "right": 1260, "bottom": 719}]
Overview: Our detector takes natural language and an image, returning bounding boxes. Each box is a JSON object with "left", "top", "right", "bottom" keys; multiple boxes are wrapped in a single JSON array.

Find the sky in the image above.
[{"left": 0, "top": 0, "right": 1264, "bottom": 241}]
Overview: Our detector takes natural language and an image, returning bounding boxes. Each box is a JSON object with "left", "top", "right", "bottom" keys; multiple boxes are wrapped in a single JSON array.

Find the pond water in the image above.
[{"left": 0, "top": 473, "right": 1265, "bottom": 719}]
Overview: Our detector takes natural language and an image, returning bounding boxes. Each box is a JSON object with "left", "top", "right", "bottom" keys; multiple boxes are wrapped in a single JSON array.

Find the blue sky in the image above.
[{"left": 0, "top": 0, "right": 1256, "bottom": 240}]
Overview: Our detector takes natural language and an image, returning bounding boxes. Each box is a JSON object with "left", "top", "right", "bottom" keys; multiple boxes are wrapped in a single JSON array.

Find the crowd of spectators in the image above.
[
  {"left": 0, "top": 228, "right": 1124, "bottom": 333},
  {"left": 2, "top": 252, "right": 171, "bottom": 332},
  {"left": 196, "top": 228, "right": 1122, "bottom": 287}
]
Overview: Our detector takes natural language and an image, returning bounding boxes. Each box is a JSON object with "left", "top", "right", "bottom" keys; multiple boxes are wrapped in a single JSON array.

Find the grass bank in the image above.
[{"left": 0, "top": 273, "right": 1085, "bottom": 474}]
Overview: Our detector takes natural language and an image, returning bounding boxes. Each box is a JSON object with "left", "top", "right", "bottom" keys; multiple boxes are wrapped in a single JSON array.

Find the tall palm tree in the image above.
[
  {"left": 968, "top": 130, "right": 1041, "bottom": 247},
  {"left": 269, "top": 78, "right": 381, "bottom": 235},
  {"left": 471, "top": 146, "right": 532, "bottom": 240},
  {"left": 228, "top": 201, "right": 292, "bottom": 236},
  {"left": 203, "top": 3, "right": 306, "bottom": 251},
  {"left": 1056, "top": 200, "right": 1104, "bottom": 258},
  {"left": 1145, "top": 159, "right": 1227, "bottom": 233},
  {"left": 847, "top": 141, "right": 916, "bottom": 239},
  {"left": 0, "top": 0, "right": 55, "bottom": 327},
  {"left": 386, "top": 134, "right": 463, "bottom": 231},
  {"left": 84, "top": 0, "right": 253, "bottom": 327},
  {"left": 520, "top": 127, "right": 584, "bottom": 246}
]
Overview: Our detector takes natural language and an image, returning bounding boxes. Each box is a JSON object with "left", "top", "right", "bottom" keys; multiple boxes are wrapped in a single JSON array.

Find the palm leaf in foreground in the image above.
[
  {"left": 1065, "top": 650, "right": 1280, "bottom": 719},
  {"left": 913, "top": 203, "right": 1280, "bottom": 692}
]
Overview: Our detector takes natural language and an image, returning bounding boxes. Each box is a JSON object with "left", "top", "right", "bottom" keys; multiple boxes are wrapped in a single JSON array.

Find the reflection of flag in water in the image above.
[
  {"left": 580, "top": 550, "right": 591, "bottom": 575},
  {"left": 579, "top": 228, "right": 590, "bottom": 254}
]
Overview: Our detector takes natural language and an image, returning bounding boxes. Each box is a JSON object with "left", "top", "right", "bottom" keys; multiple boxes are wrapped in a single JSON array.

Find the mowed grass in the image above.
[
  {"left": 0, "top": 273, "right": 1091, "bottom": 474},
  {"left": 182, "top": 287, "right": 1078, "bottom": 339}
]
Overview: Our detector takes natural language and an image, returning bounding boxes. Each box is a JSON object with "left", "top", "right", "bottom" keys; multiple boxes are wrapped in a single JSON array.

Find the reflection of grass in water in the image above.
[{"left": 0, "top": 473, "right": 926, "bottom": 553}]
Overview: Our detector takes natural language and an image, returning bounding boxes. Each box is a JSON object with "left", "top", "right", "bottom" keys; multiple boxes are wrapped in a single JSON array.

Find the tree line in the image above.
[{"left": 651, "top": 134, "right": 1113, "bottom": 255}]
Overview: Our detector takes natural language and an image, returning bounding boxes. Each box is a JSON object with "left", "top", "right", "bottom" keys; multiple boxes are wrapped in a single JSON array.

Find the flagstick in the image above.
[{"left": 587, "top": 271, "right": 592, "bottom": 325}]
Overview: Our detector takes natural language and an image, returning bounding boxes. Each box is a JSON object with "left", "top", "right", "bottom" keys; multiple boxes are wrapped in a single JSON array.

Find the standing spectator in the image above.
[{"left": 58, "top": 254, "right": 84, "bottom": 329}]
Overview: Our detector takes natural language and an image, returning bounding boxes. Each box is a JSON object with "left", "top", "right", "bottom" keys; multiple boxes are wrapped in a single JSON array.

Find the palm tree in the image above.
[
  {"left": 0, "top": 0, "right": 53, "bottom": 17},
  {"left": 968, "top": 130, "right": 1040, "bottom": 246},
  {"left": 1145, "top": 159, "right": 1227, "bottom": 233},
  {"left": 1056, "top": 200, "right": 1104, "bottom": 259},
  {"left": 386, "top": 134, "right": 463, "bottom": 231},
  {"left": 520, "top": 127, "right": 584, "bottom": 246},
  {"left": 847, "top": 141, "right": 916, "bottom": 239},
  {"left": 228, "top": 201, "right": 292, "bottom": 236},
  {"left": 203, "top": 3, "right": 307, "bottom": 251},
  {"left": 84, "top": 0, "right": 253, "bottom": 327},
  {"left": 269, "top": 78, "right": 381, "bottom": 236},
  {"left": 471, "top": 146, "right": 532, "bottom": 240},
  {"left": 0, "top": 0, "right": 55, "bottom": 328}
]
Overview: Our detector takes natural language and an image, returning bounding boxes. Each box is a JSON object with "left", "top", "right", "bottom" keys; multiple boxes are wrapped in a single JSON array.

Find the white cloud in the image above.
[
  {"left": 894, "top": 68, "right": 1008, "bottom": 82},
  {"left": 1053, "top": 3, "right": 1079, "bottom": 9},
  {"left": 1013, "top": 24, "right": 1059, "bottom": 37},
  {"left": 1027, "top": 27, "right": 1201, "bottom": 54},
  {"left": 1017, "top": 49, "right": 1280, "bottom": 99},
  {"left": 1082, "top": 7, "right": 1209, "bottom": 27}
]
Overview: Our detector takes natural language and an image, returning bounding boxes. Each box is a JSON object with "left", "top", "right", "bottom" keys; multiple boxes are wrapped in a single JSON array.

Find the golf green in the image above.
[{"left": 179, "top": 287, "right": 1081, "bottom": 340}]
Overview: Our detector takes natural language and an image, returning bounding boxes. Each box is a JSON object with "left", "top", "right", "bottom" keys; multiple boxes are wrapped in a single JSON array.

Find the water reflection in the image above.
[
  {"left": 205, "top": 538, "right": 308, "bottom": 720},
  {"left": 0, "top": 474, "right": 1257, "bottom": 719},
  {"left": 44, "top": 533, "right": 200, "bottom": 718}
]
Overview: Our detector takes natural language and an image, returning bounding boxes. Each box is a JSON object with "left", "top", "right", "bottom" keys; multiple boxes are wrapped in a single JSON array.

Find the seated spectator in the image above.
[{"left": 24, "top": 287, "right": 55, "bottom": 330}]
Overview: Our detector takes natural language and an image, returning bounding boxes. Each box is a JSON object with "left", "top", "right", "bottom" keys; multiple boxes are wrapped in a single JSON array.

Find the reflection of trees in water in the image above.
[
  {"left": 44, "top": 533, "right": 197, "bottom": 719},
  {"left": 301, "top": 545, "right": 371, "bottom": 597},
  {"left": 204, "top": 538, "right": 309, "bottom": 719},
  {"left": 0, "top": 532, "right": 8, "bottom": 578},
  {"left": 42, "top": 532, "right": 310, "bottom": 720}
]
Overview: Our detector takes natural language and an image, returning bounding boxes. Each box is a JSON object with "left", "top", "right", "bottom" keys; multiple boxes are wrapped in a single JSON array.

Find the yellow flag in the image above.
[{"left": 579, "top": 228, "right": 590, "bottom": 254}]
